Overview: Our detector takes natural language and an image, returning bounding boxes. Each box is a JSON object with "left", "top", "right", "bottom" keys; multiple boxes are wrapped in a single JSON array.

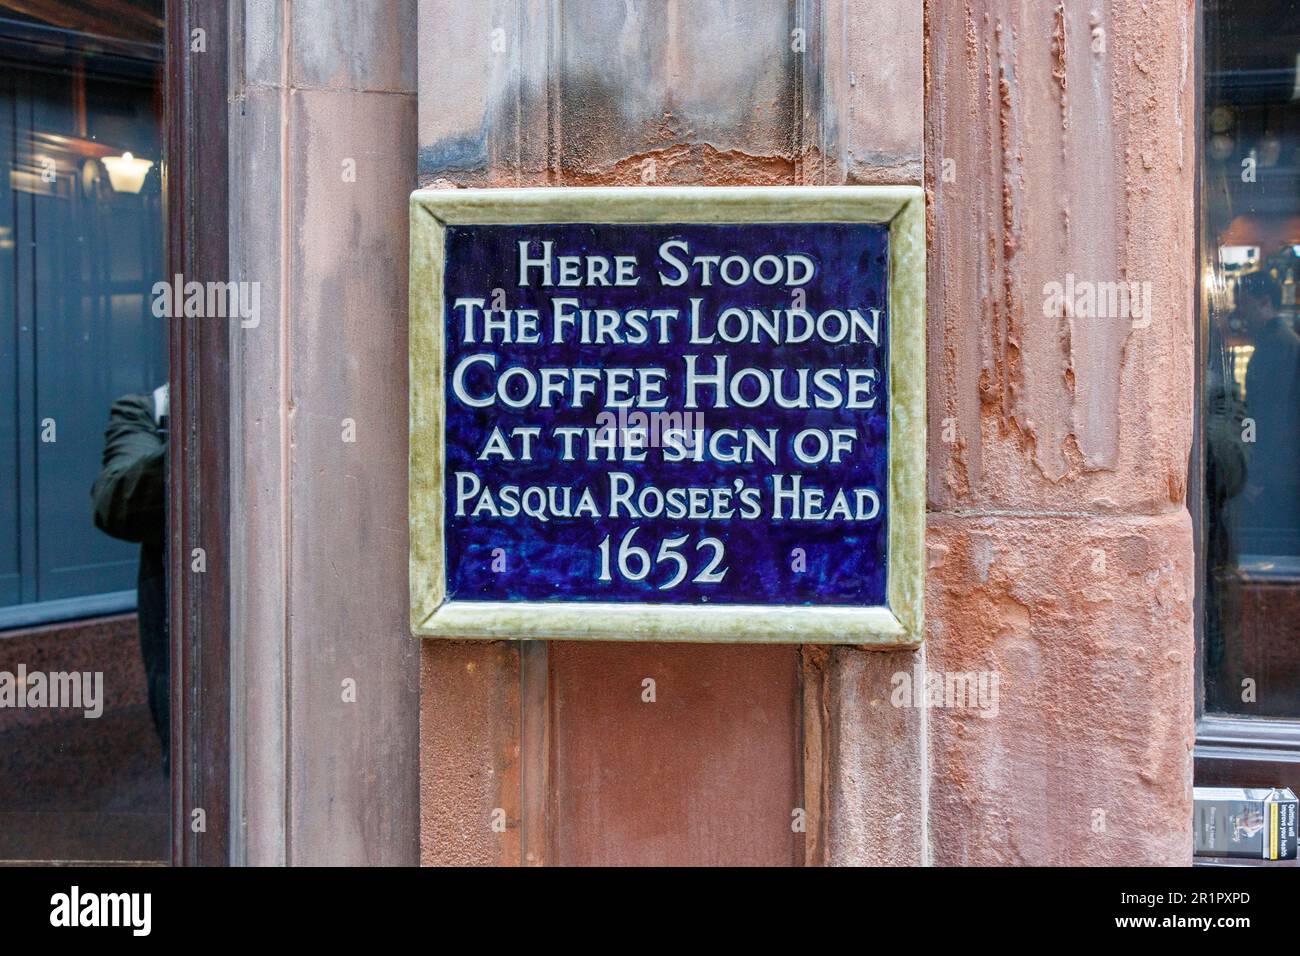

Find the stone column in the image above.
[
  {"left": 924, "top": 0, "right": 1195, "bottom": 865},
  {"left": 229, "top": 0, "right": 421, "bottom": 865}
]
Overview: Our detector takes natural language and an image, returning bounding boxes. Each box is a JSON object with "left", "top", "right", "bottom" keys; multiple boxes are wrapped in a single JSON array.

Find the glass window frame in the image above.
[{"left": 1194, "top": 0, "right": 1300, "bottom": 795}]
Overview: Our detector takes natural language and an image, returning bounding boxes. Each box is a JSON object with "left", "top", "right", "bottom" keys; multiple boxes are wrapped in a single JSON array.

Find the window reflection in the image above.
[
  {"left": 0, "top": 2, "right": 167, "bottom": 861},
  {"left": 1204, "top": 0, "right": 1300, "bottom": 719}
]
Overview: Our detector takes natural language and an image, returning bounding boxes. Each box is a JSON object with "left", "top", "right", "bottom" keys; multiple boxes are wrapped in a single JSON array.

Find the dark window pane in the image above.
[
  {"left": 0, "top": 2, "right": 167, "bottom": 862},
  {"left": 1204, "top": 0, "right": 1300, "bottom": 719}
]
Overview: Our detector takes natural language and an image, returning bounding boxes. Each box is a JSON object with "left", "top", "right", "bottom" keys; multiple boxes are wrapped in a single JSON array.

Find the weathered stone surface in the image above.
[
  {"left": 419, "top": 641, "right": 520, "bottom": 865},
  {"left": 417, "top": 0, "right": 922, "bottom": 187},
  {"left": 416, "top": 0, "right": 928, "bottom": 868},
  {"left": 917, "top": 0, "right": 1197, "bottom": 868},
  {"left": 230, "top": 81, "right": 289, "bottom": 867},
  {"left": 926, "top": 0, "right": 1195, "bottom": 513},
  {"left": 825, "top": 646, "right": 926, "bottom": 866},
  {"left": 231, "top": 1, "right": 422, "bottom": 865},
  {"left": 284, "top": 88, "right": 420, "bottom": 865},
  {"left": 408, "top": 0, "right": 1196, "bottom": 868},
  {"left": 841, "top": 0, "right": 923, "bottom": 184},
  {"left": 290, "top": 0, "right": 416, "bottom": 93},
  {"left": 547, "top": 642, "right": 802, "bottom": 866},
  {"left": 924, "top": 511, "right": 1194, "bottom": 865}
]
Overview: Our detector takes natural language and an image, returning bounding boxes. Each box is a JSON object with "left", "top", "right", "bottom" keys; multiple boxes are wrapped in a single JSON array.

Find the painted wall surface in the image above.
[{"left": 228, "top": 0, "right": 1194, "bottom": 865}]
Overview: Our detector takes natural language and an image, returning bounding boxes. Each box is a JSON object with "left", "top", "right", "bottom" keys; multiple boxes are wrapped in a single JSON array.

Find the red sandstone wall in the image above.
[
  {"left": 408, "top": 0, "right": 1194, "bottom": 865},
  {"left": 924, "top": 0, "right": 1196, "bottom": 865},
  {"left": 417, "top": 0, "right": 927, "bottom": 867}
]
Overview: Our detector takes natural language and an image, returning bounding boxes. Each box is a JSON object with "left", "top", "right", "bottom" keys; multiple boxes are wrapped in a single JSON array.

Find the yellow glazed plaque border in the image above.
[{"left": 409, "top": 186, "right": 925, "bottom": 645}]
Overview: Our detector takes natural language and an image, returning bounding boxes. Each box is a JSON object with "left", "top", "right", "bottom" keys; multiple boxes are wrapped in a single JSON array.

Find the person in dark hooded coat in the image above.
[{"left": 91, "top": 386, "right": 168, "bottom": 772}]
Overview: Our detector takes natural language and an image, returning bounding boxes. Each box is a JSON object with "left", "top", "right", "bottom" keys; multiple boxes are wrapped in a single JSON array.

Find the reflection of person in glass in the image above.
[
  {"left": 91, "top": 384, "right": 169, "bottom": 774},
  {"left": 1236, "top": 272, "right": 1300, "bottom": 547},
  {"left": 1204, "top": 289, "right": 1250, "bottom": 685}
]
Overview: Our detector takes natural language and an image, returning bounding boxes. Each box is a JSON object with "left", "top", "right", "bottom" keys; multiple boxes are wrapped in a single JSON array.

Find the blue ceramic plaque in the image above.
[{"left": 440, "top": 221, "right": 890, "bottom": 607}]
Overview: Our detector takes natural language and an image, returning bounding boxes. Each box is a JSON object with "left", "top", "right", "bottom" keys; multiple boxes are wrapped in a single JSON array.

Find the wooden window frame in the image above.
[{"left": 165, "top": 0, "right": 231, "bottom": 866}]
